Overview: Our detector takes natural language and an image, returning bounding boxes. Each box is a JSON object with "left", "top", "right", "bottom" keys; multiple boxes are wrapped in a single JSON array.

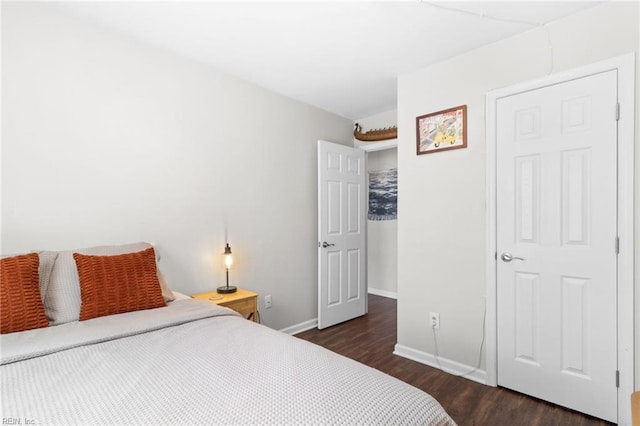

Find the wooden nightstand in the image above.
[{"left": 192, "top": 288, "right": 258, "bottom": 322}]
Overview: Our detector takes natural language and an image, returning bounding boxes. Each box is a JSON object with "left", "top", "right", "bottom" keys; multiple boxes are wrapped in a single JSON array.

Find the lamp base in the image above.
[{"left": 217, "top": 285, "right": 237, "bottom": 294}]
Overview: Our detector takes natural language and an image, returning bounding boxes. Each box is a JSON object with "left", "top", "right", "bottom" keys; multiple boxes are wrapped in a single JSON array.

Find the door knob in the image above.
[
  {"left": 321, "top": 241, "right": 335, "bottom": 248},
  {"left": 501, "top": 252, "right": 525, "bottom": 262}
]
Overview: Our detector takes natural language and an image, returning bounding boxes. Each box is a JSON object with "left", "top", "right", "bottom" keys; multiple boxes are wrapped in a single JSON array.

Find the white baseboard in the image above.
[
  {"left": 393, "top": 344, "right": 487, "bottom": 385},
  {"left": 368, "top": 287, "right": 397, "bottom": 299},
  {"left": 280, "top": 318, "right": 318, "bottom": 335},
  {"left": 280, "top": 291, "right": 394, "bottom": 335}
]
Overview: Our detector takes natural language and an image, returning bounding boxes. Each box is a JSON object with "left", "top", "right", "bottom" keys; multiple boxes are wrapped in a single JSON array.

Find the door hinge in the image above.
[
  {"left": 615, "top": 236, "right": 620, "bottom": 254},
  {"left": 615, "top": 102, "right": 620, "bottom": 121},
  {"left": 616, "top": 370, "right": 620, "bottom": 388}
]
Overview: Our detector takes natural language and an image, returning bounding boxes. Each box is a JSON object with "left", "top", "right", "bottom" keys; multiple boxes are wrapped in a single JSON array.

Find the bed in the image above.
[{"left": 1, "top": 242, "right": 456, "bottom": 425}]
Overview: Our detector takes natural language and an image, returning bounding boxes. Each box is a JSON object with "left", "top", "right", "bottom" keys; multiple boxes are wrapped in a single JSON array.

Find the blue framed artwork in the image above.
[{"left": 368, "top": 168, "right": 397, "bottom": 221}]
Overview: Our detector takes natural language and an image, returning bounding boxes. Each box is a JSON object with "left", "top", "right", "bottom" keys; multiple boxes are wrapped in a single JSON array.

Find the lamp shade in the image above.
[{"left": 223, "top": 243, "right": 233, "bottom": 269}]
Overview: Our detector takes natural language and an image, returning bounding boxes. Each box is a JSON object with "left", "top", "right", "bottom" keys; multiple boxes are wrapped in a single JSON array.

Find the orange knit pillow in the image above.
[
  {"left": 1, "top": 253, "right": 49, "bottom": 334},
  {"left": 74, "top": 247, "right": 166, "bottom": 321}
]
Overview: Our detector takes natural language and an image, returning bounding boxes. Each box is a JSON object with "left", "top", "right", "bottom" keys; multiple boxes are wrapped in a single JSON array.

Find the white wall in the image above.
[
  {"left": 1, "top": 2, "right": 354, "bottom": 331},
  {"left": 397, "top": 0, "right": 639, "bottom": 385},
  {"left": 355, "top": 109, "right": 398, "bottom": 297}
]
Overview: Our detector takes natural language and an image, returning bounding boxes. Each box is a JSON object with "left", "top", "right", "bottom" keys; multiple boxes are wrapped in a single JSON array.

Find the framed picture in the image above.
[
  {"left": 368, "top": 168, "right": 397, "bottom": 221},
  {"left": 416, "top": 105, "right": 467, "bottom": 155}
]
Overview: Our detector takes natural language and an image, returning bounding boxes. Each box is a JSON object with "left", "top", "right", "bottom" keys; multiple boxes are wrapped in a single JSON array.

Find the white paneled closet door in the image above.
[{"left": 496, "top": 70, "right": 618, "bottom": 422}]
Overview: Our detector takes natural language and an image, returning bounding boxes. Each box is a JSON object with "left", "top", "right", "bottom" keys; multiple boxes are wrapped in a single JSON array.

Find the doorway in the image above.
[{"left": 366, "top": 147, "right": 398, "bottom": 299}]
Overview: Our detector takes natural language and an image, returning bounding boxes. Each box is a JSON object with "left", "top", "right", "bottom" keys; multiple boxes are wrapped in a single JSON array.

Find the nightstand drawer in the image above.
[
  {"left": 191, "top": 288, "right": 258, "bottom": 322},
  {"left": 221, "top": 297, "right": 256, "bottom": 316}
]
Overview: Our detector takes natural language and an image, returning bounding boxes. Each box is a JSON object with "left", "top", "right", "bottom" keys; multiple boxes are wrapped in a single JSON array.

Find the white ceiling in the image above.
[{"left": 57, "top": 1, "right": 601, "bottom": 120}]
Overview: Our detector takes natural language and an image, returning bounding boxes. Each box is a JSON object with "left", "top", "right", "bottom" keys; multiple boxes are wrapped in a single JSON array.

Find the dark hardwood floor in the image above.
[{"left": 295, "top": 294, "right": 612, "bottom": 426}]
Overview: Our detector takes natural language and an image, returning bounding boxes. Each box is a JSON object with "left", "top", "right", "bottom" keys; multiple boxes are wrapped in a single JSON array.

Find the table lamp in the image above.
[{"left": 217, "top": 243, "right": 237, "bottom": 294}]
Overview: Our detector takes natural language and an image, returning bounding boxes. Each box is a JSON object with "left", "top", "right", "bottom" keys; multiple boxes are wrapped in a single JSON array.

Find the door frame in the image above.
[{"left": 484, "top": 53, "right": 635, "bottom": 424}]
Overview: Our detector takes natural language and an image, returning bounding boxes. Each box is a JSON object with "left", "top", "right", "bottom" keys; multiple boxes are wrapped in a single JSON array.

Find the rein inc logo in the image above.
[{"left": 2, "top": 419, "right": 36, "bottom": 425}]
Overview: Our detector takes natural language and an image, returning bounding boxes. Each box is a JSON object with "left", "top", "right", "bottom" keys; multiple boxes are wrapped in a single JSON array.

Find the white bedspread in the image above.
[{"left": 1, "top": 300, "right": 456, "bottom": 425}]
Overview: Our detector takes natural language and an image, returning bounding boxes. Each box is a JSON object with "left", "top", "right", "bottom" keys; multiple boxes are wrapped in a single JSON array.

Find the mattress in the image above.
[{"left": 1, "top": 299, "right": 456, "bottom": 425}]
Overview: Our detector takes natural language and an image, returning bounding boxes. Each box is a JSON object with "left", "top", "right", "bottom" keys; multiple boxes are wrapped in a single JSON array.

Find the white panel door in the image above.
[
  {"left": 317, "top": 140, "right": 366, "bottom": 329},
  {"left": 496, "top": 71, "right": 618, "bottom": 422}
]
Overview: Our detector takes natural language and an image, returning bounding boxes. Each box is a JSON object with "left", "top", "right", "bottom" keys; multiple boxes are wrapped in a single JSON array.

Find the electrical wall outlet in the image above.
[
  {"left": 430, "top": 312, "right": 440, "bottom": 329},
  {"left": 264, "top": 295, "right": 272, "bottom": 309}
]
